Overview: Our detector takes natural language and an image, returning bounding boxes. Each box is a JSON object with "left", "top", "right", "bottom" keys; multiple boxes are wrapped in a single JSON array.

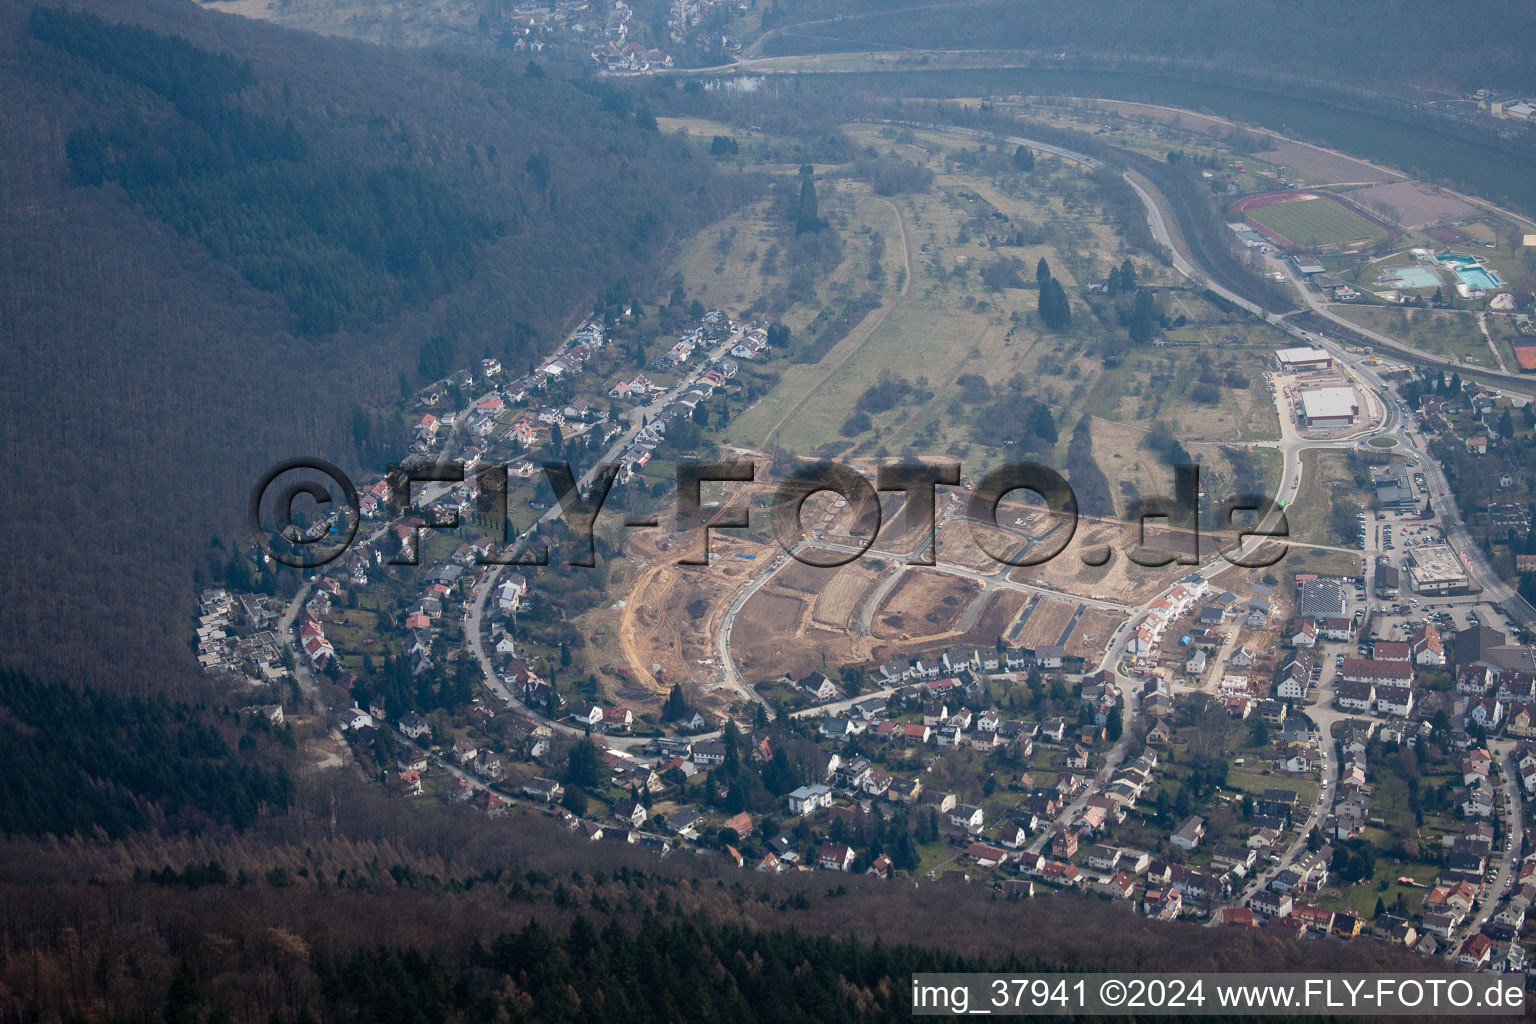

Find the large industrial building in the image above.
[
  {"left": 1408, "top": 544, "right": 1470, "bottom": 595},
  {"left": 1274, "top": 347, "right": 1333, "bottom": 373},
  {"left": 1299, "top": 386, "right": 1360, "bottom": 429},
  {"left": 1297, "top": 578, "right": 1348, "bottom": 620}
]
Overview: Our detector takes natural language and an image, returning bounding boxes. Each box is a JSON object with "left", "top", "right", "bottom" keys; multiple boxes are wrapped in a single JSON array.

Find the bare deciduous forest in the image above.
[
  {"left": 0, "top": 770, "right": 1427, "bottom": 1022},
  {"left": 1, "top": 0, "right": 1523, "bottom": 1019},
  {"left": 0, "top": 0, "right": 753, "bottom": 692}
]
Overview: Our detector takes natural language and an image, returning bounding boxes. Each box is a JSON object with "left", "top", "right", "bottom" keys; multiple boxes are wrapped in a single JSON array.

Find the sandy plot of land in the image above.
[
  {"left": 935, "top": 518, "right": 1013, "bottom": 572},
  {"left": 1003, "top": 515, "right": 1195, "bottom": 605},
  {"left": 1207, "top": 564, "right": 1285, "bottom": 603},
  {"left": 735, "top": 602, "right": 878, "bottom": 682},
  {"left": 871, "top": 569, "right": 980, "bottom": 640},
  {"left": 969, "top": 590, "right": 1028, "bottom": 644},
  {"left": 615, "top": 563, "right": 726, "bottom": 693},
  {"left": 1089, "top": 100, "right": 1233, "bottom": 136},
  {"left": 1014, "top": 597, "right": 1077, "bottom": 650},
  {"left": 771, "top": 557, "right": 848, "bottom": 596},
  {"left": 811, "top": 562, "right": 882, "bottom": 629},
  {"left": 1005, "top": 524, "right": 1110, "bottom": 589},
  {"left": 740, "top": 591, "right": 807, "bottom": 639},
  {"left": 987, "top": 495, "right": 1072, "bottom": 537},
  {"left": 733, "top": 602, "right": 874, "bottom": 682},
  {"left": 873, "top": 491, "right": 936, "bottom": 555},
  {"left": 1252, "top": 140, "right": 1401, "bottom": 184},
  {"left": 1086, "top": 100, "right": 1398, "bottom": 184},
  {"left": 1064, "top": 607, "right": 1121, "bottom": 661},
  {"left": 595, "top": 520, "right": 783, "bottom": 705},
  {"left": 697, "top": 545, "right": 890, "bottom": 683},
  {"left": 1341, "top": 181, "right": 1477, "bottom": 229}
]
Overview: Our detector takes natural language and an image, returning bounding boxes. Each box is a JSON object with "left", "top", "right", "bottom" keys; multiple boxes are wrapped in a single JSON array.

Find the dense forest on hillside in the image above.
[
  {"left": 0, "top": 765, "right": 1427, "bottom": 1022},
  {"left": 0, "top": 0, "right": 752, "bottom": 691},
  {"left": 0, "top": 670, "right": 293, "bottom": 838},
  {"left": 319, "top": 918, "right": 974, "bottom": 1023},
  {"left": 758, "top": 0, "right": 1536, "bottom": 95}
]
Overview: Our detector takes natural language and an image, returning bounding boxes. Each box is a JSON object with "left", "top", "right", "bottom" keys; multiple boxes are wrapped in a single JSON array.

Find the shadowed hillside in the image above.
[{"left": 0, "top": 0, "right": 752, "bottom": 691}]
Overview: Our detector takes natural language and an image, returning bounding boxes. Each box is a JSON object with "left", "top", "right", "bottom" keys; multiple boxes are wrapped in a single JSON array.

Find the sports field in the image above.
[{"left": 1242, "top": 195, "right": 1387, "bottom": 248}]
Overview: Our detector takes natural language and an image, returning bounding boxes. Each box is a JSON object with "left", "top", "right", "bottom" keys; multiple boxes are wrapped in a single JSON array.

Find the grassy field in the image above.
[
  {"left": 711, "top": 120, "right": 1281, "bottom": 537},
  {"left": 1245, "top": 197, "right": 1386, "bottom": 248},
  {"left": 1287, "top": 449, "right": 1372, "bottom": 547},
  {"left": 1225, "top": 767, "right": 1319, "bottom": 807},
  {"left": 1332, "top": 857, "right": 1439, "bottom": 921},
  {"left": 674, "top": 199, "right": 799, "bottom": 317},
  {"left": 1087, "top": 345, "right": 1281, "bottom": 444},
  {"left": 724, "top": 125, "right": 1127, "bottom": 461},
  {"left": 655, "top": 116, "right": 761, "bottom": 140},
  {"left": 1329, "top": 306, "right": 1494, "bottom": 367}
]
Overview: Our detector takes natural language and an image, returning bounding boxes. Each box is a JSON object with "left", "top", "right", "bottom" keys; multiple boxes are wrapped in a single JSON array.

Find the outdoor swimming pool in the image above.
[
  {"left": 1378, "top": 266, "right": 1441, "bottom": 289},
  {"left": 1436, "top": 253, "right": 1502, "bottom": 292}
]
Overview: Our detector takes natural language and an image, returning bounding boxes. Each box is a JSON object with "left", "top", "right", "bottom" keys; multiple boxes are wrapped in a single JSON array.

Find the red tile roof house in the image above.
[
  {"left": 1265, "top": 916, "right": 1306, "bottom": 938},
  {"left": 1292, "top": 904, "right": 1335, "bottom": 933},
  {"left": 965, "top": 843, "right": 1010, "bottom": 868},
  {"left": 1039, "top": 861, "right": 1082, "bottom": 887},
  {"left": 1142, "top": 888, "right": 1180, "bottom": 919},
  {"left": 1457, "top": 933, "right": 1493, "bottom": 969},
  {"left": 1337, "top": 658, "right": 1413, "bottom": 686},
  {"left": 1095, "top": 872, "right": 1136, "bottom": 900},
  {"left": 818, "top": 842, "right": 855, "bottom": 872}
]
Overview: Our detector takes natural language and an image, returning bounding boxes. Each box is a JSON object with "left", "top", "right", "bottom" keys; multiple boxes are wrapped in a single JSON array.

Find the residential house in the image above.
[
  {"left": 1097, "top": 872, "right": 1137, "bottom": 900},
  {"left": 1252, "top": 889, "right": 1293, "bottom": 919},
  {"left": 818, "top": 842, "right": 855, "bottom": 872},
  {"left": 521, "top": 777, "right": 563, "bottom": 803},
  {"left": 1143, "top": 888, "right": 1182, "bottom": 920},
  {"left": 1406, "top": 626, "right": 1443, "bottom": 666},
  {"left": 967, "top": 843, "right": 1010, "bottom": 868},
  {"left": 692, "top": 741, "right": 727, "bottom": 766},
  {"left": 949, "top": 804, "right": 985, "bottom": 834},
  {"left": 1466, "top": 696, "right": 1504, "bottom": 731},
  {"left": 787, "top": 784, "right": 833, "bottom": 816},
  {"left": 1458, "top": 934, "right": 1494, "bottom": 970},
  {"left": 1376, "top": 684, "right": 1415, "bottom": 717},
  {"left": 386, "top": 770, "right": 422, "bottom": 797},
  {"left": 1292, "top": 904, "right": 1335, "bottom": 934},
  {"left": 1338, "top": 658, "right": 1413, "bottom": 687},
  {"left": 1171, "top": 816, "right": 1205, "bottom": 851},
  {"left": 664, "top": 806, "right": 702, "bottom": 835},
  {"left": 1336, "top": 680, "right": 1376, "bottom": 713},
  {"left": 998, "top": 822, "right": 1030, "bottom": 849}
]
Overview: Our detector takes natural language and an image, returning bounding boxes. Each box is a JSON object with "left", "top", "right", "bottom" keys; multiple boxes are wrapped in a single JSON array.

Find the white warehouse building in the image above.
[
  {"left": 1275, "top": 347, "right": 1333, "bottom": 372},
  {"left": 1299, "top": 386, "right": 1359, "bottom": 429}
]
